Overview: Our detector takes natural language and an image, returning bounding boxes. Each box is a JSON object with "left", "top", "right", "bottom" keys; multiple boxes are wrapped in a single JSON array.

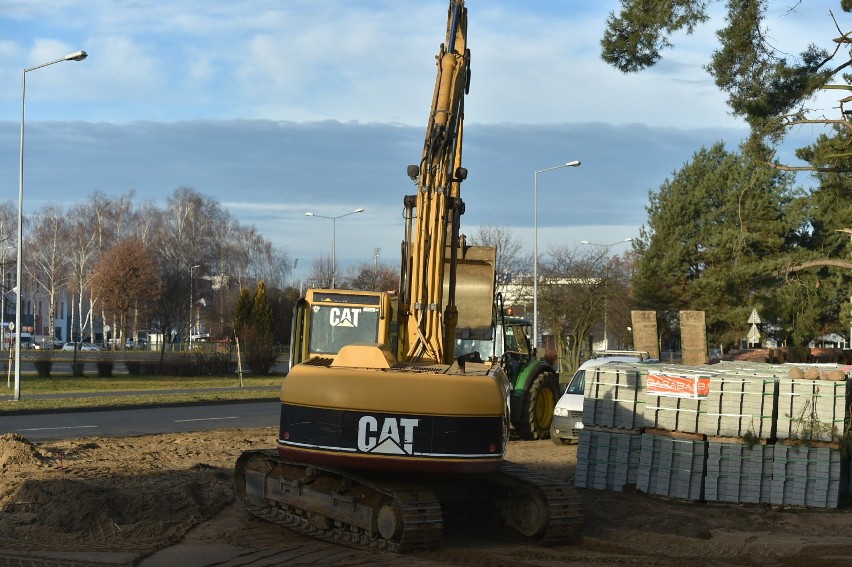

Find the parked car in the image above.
[
  {"left": 551, "top": 350, "right": 656, "bottom": 445},
  {"left": 34, "top": 337, "right": 64, "bottom": 350},
  {"left": 61, "top": 342, "right": 103, "bottom": 352}
]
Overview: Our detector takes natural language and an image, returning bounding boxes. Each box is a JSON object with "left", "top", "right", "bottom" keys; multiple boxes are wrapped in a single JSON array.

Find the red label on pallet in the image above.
[{"left": 647, "top": 372, "right": 711, "bottom": 399}]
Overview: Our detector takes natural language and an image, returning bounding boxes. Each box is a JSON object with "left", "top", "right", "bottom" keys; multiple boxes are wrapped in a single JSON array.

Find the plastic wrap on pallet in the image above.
[
  {"left": 699, "top": 374, "right": 778, "bottom": 440},
  {"left": 575, "top": 428, "right": 642, "bottom": 491},
  {"left": 637, "top": 433, "right": 706, "bottom": 501},
  {"left": 582, "top": 363, "right": 646, "bottom": 430},
  {"left": 770, "top": 444, "right": 847, "bottom": 508},
  {"left": 705, "top": 442, "right": 773, "bottom": 504},
  {"left": 775, "top": 379, "right": 850, "bottom": 442}
]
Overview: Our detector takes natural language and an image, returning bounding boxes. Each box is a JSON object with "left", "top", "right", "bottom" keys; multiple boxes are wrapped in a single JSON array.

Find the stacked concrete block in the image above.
[
  {"left": 642, "top": 367, "right": 718, "bottom": 434},
  {"left": 574, "top": 361, "right": 852, "bottom": 509},
  {"left": 704, "top": 441, "right": 773, "bottom": 504},
  {"left": 575, "top": 429, "right": 642, "bottom": 491},
  {"left": 776, "top": 379, "right": 849, "bottom": 442},
  {"left": 699, "top": 374, "right": 778, "bottom": 440},
  {"left": 637, "top": 433, "right": 706, "bottom": 501},
  {"left": 644, "top": 394, "right": 704, "bottom": 434},
  {"left": 582, "top": 364, "right": 646, "bottom": 431},
  {"left": 770, "top": 444, "right": 845, "bottom": 508}
]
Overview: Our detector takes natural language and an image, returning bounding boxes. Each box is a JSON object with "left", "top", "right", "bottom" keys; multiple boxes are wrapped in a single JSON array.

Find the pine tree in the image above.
[
  {"left": 233, "top": 282, "right": 278, "bottom": 375},
  {"left": 233, "top": 288, "right": 253, "bottom": 339},
  {"left": 251, "top": 281, "right": 273, "bottom": 347},
  {"left": 633, "top": 142, "right": 799, "bottom": 348}
]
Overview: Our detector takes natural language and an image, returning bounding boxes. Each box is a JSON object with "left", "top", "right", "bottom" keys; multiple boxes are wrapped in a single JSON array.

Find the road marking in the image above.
[
  {"left": 17, "top": 425, "right": 99, "bottom": 431},
  {"left": 174, "top": 416, "right": 239, "bottom": 423}
]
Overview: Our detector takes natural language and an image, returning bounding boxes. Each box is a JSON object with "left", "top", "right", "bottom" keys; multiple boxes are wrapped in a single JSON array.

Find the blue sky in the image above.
[{"left": 0, "top": 1, "right": 843, "bottom": 281}]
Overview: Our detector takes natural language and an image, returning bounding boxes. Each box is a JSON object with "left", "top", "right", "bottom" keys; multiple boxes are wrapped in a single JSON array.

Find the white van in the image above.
[{"left": 551, "top": 350, "right": 654, "bottom": 445}]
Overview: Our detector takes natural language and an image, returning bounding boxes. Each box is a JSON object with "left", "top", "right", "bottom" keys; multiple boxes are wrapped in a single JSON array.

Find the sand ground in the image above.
[{"left": 1, "top": 429, "right": 851, "bottom": 566}]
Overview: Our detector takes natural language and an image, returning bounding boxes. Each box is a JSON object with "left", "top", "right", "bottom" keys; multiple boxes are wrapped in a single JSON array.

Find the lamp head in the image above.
[
  {"left": 565, "top": 160, "right": 581, "bottom": 167},
  {"left": 305, "top": 212, "right": 315, "bottom": 217},
  {"left": 354, "top": 208, "right": 365, "bottom": 213},
  {"left": 65, "top": 51, "right": 88, "bottom": 62}
]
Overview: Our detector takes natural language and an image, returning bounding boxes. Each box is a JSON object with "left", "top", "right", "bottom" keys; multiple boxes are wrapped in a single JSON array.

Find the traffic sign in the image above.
[{"left": 747, "top": 323, "right": 760, "bottom": 344}]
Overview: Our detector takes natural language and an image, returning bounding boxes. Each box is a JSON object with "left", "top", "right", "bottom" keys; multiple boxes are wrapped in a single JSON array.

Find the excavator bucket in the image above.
[{"left": 444, "top": 245, "right": 496, "bottom": 340}]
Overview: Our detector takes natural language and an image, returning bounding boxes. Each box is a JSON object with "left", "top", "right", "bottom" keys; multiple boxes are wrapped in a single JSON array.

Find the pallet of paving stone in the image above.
[
  {"left": 637, "top": 431, "right": 707, "bottom": 501},
  {"left": 698, "top": 373, "right": 778, "bottom": 440},
  {"left": 644, "top": 394, "right": 705, "bottom": 434},
  {"left": 643, "top": 367, "right": 719, "bottom": 434},
  {"left": 775, "top": 378, "right": 850, "bottom": 443},
  {"left": 582, "top": 363, "right": 646, "bottom": 430},
  {"left": 575, "top": 428, "right": 642, "bottom": 491},
  {"left": 769, "top": 443, "right": 847, "bottom": 508},
  {"left": 704, "top": 441, "right": 773, "bottom": 504}
]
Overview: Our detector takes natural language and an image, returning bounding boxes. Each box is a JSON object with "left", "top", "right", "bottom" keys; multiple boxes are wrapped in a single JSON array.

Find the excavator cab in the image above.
[{"left": 289, "top": 288, "right": 398, "bottom": 368}]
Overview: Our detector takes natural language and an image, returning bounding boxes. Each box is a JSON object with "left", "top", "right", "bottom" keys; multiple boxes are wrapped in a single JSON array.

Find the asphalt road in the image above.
[{"left": 1, "top": 400, "right": 280, "bottom": 441}]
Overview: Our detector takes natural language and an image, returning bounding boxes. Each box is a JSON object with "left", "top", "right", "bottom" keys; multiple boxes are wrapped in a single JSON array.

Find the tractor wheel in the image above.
[{"left": 516, "top": 372, "right": 559, "bottom": 440}]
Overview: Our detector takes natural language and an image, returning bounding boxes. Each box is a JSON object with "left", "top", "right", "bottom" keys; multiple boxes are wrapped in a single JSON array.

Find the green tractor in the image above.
[{"left": 454, "top": 295, "right": 560, "bottom": 440}]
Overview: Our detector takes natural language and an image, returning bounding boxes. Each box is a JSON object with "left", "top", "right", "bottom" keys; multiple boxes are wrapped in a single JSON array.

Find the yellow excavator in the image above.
[{"left": 234, "top": 0, "right": 583, "bottom": 552}]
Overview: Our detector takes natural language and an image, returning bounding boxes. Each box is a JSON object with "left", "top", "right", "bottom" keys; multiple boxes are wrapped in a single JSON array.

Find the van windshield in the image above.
[{"left": 566, "top": 370, "right": 585, "bottom": 395}]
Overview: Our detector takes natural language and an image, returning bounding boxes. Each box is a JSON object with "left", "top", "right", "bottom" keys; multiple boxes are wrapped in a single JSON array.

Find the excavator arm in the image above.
[{"left": 401, "top": 1, "right": 493, "bottom": 365}]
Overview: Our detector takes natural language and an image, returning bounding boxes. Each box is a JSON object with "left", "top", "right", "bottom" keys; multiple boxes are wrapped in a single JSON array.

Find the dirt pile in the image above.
[
  {"left": 0, "top": 429, "right": 271, "bottom": 558},
  {"left": 0, "top": 433, "right": 44, "bottom": 469}
]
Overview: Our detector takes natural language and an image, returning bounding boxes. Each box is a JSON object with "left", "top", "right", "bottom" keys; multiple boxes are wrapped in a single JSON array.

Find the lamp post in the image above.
[
  {"left": 189, "top": 264, "right": 200, "bottom": 351},
  {"left": 305, "top": 208, "right": 365, "bottom": 288},
  {"left": 533, "top": 160, "right": 580, "bottom": 349},
  {"left": 581, "top": 238, "right": 633, "bottom": 350},
  {"left": 14, "top": 50, "right": 88, "bottom": 401}
]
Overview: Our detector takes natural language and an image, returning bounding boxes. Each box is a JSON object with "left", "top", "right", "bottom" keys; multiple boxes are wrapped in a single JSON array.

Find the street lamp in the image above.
[
  {"left": 189, "top": 265, "right": 200, "bottom": 351},
  {"left": 581, "top": 238, "right": 633, "bottom": 350},
  {"left": 14, "top": 50, "right": 88, "bottom": 401},
  {"left": 580, "top": 238, "right": 633, "bottom": 247},
  {"left": 305, "top": 208, "right": 365, "bottom": 288},
  {"left": 533, "top": 160, "right": 580, "bottom": 348}
]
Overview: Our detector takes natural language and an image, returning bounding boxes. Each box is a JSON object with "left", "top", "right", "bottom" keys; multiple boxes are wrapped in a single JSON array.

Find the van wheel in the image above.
[{"left": 516, "top": 372, "right": 559, "bottom": 440}]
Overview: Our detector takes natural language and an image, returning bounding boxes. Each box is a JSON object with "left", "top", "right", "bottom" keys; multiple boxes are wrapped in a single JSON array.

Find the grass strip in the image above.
[{"left": 0, "top": 374, "right": 282, "bottom": 413}]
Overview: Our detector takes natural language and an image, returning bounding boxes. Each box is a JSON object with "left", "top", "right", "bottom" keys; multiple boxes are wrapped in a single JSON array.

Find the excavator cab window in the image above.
[
  {"left": 308, "top": 305, "right": 381, "bottom": 355},
  {"left": 455, "top": 336, "right": 494, "bottom": 362}
]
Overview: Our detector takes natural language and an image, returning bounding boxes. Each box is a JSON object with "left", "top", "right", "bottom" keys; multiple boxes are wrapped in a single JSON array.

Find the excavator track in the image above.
[
  {"left": 235, "top": 450, "right": 583, "bottom": 553},
  {"left": 433, "top": 460, "right": 583, "bottom": 547},
  {"left": 492, "top": 461, "right": 584, "bottom": 545},
  {"left": 234, "top": 449, "right": 443, "bottom": 553}
]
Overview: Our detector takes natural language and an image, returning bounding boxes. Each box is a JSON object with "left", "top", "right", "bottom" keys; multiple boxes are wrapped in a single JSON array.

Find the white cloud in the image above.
[
  {"left": 0, "top": 0, "right": 843, "bottom": 128},
  {"left": 0, "top": 0, "right": 840, "bottom": 280}
]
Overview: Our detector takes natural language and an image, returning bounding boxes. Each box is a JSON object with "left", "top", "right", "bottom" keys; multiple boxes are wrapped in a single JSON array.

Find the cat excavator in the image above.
[{"left": 234, "top": 0, "right": 583, "bottom": 552}]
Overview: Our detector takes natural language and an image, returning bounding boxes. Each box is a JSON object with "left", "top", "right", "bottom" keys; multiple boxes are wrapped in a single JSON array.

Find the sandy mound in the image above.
[
  {"left": 0, "top": 433, "right": 44, "bottom": 469},
  {"left": 0, "top": 431, "right": 252, "bottom": 555}
]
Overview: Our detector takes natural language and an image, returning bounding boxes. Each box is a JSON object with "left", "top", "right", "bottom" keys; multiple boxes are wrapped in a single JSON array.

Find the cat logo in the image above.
[
  {"left": 357, "top": 416, "right": 419, "bottom": 455},
  {"left": 330, "top": 307, "right": 361, "bottom": 328}
]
